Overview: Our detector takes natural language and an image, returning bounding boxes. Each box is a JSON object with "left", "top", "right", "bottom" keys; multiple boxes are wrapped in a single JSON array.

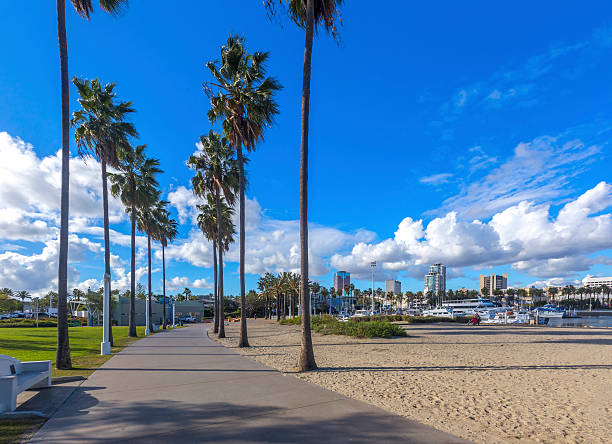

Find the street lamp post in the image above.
[
  {"left": 145, "top": 293, "right": 150, "bottom": 336},
  {"left": 101, "top": 273, "right": 111, "bottom": 355},
  {"left": 172, "top": 297, "right": 176, "bottom": 329},
  {"left": 371, "top": 261, "right": 376, "bottom": 315}
]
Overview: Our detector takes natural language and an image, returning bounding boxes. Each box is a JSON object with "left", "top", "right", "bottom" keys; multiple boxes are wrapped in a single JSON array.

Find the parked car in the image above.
[{"left": 179, "top": 315, "right": 196, "bottom": 323}]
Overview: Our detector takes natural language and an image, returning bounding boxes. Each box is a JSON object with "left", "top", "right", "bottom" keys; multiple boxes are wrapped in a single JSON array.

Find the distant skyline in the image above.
[{"left": 1, "top": 1, "right": 611, "bottom": 296}]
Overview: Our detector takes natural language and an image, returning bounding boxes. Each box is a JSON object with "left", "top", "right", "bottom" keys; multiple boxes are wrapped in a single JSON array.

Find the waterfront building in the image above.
[
  {"left": 424, "top": 263, "right": 446, "bottom": 294},
  {"left": 385, "top": 279, "right": 401, "bottom": 295},
  {"left": 333, "top": 271, "right": 350, "bottom": 295},
  {"left": 480, "top": 273, "right": 508, "bottom": 296},
  {"left": 582, "top": 276, "right": 612, "bottom": 288}
]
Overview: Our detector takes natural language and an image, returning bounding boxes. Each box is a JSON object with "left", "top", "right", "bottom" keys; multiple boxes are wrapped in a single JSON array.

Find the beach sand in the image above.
[{"left": 214, "top": 320, "right": 612, "bottom": 444}]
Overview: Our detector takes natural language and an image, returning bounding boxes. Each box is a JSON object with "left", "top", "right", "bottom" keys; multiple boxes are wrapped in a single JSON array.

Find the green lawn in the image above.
[{"left": 0, "top": 326, "right": 149, "bottom": 378}]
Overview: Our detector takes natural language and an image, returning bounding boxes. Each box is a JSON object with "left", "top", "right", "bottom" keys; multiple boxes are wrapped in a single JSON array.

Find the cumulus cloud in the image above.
[
  {"left": 164, "top": 190, "right": 376, "bottom": 277},
  {"left": 0, "top": 234, "right": 102, "bottom": 296},
  {"left": 0, "top": 132, "right": 159, "bottom": 295},
  {"left": 166, "top": 276, "right": 212, "bottom": 291},
  {"left": 0, "top": 132, "right": 125, "bottom": 241},
  {"left": 332, "top": 182, "right": 612, "bottom": 281}
]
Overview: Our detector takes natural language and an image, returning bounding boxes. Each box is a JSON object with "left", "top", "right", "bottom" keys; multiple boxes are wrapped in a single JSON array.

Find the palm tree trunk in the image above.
[
  {"left": 147, "top": 234, "right": 153, "bottom": 332},
  {"left": 55, "top": 0, "right": 71, "bottom": 370},
  {"left": 215, "top": 192, "right": 226, "bottom": 339},
  {"left": 128, "top": 199, "right": 137, "bottom": 337},
  {"left": 162, "top": 244, "right": 167, "bottom": 326},
  {"left": 298, "top": 0, "right": 317, "bottom": 372},
  {"left": 101, "top": 158, "right": 114, "bottom": 345},
  {"left": 213, "top": 239, "right": 218, "bottom": 333},
  {"left": 237, "top": 141, "right": 249, "bottom": 347},
  {"left": 283, "top": 294, "right": 287, "bottom": 320}
]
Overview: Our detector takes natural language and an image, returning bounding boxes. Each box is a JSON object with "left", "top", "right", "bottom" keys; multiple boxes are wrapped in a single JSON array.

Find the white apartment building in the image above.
[{"left": 583, "top": 276, "right": 612, "bottom": 288}]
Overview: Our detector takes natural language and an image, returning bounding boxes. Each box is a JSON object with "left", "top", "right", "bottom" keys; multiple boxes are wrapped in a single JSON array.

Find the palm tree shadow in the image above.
[{"left": 37, "top": 400, "right": 467, "bottom": 443}]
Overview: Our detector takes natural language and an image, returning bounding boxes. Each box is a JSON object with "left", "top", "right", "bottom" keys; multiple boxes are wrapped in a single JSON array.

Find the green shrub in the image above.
[
  {"left": 0, "top": 318, "right": 57, "bottom": 328},
  {"left": 278, "top": 315, "right": 406, "bottom": 338},
  {"left": 278, "top": 316, "right": 302, "bottom": 325},
  {"left": 402, "top": 315, "right": 471, "bottom": 324},
  {"left": 311, "top": 315, "right": 407, "bottom": 338}
]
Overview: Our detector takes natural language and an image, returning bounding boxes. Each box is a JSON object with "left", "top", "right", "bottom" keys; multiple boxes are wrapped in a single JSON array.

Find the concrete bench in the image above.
[{"left": 0, "top": 354, "right": 51, "bottom": 413}]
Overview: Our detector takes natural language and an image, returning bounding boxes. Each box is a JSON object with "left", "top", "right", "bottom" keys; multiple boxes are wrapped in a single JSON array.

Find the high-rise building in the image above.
[
  {"left": 333, "top": 271, "right": 350, "bottom": 295},
  {"left": 424, "top": 263, "right": 446, "bottom": 294},
  {"left": 385, "top": 280, "right": 401, "bottom": 295},
  {"left": 479, "top": 273, "right": 508, "bottom": 296}
]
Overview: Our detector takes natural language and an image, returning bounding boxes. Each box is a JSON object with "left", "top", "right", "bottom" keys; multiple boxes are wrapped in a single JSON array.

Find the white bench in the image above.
[{"left": 0, "top": 355, "right": 51, "bottom": 413}]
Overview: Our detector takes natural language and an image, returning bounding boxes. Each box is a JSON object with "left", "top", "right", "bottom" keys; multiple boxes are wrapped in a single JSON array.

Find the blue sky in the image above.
[{"left": 1, "top": 1, "right": 611, "bottom": 296}]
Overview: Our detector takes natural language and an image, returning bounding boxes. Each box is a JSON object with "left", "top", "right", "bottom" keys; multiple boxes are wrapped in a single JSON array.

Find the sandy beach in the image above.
[{"left": 214, "top": 320, "right": 612, "bottom": 444}]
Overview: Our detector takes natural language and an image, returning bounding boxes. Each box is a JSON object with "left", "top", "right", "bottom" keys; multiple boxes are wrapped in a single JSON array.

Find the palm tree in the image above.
[
  {"left": 197, "top": 196, "right": 219, "bottom": 333},
  {"left": 72, "top": 77, "right": 137, "bottom": 345},
  {"left": 188, "top": 130, "right": 238, "bottom": 339},
  {"left": 264, "top": 0, "right": 343, "bottom": 371},
  {"left": 55, "top": 0, "right": 129, "bottom": 370},
  {"left": 137, "top": 198, "right": 169, "bottom": 331},
  {"left": 151, "top": 203, "right": 178, "bottom": 330},
  {"left": 16, "top": 291, "right": 31, "bottom": 305},
  {"left": 109, "top": 145, "right": 161, "bottom": 337},
  {"left": 197, "top": 195, "right": 235, "bottom": 334},
  {"left": 205, "top": 36, "right": 281, "bottom": 348}
]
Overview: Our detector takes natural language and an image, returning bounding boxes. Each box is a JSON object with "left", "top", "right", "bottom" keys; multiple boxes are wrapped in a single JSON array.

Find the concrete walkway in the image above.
[{"left": 32, "top": 325, "right": 468, "bottom": 443}]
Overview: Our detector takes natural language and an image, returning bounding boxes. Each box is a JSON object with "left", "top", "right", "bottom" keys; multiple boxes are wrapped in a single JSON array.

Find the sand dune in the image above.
[{"left": 215, "top": 320, "right": 612, "bottom": 444}]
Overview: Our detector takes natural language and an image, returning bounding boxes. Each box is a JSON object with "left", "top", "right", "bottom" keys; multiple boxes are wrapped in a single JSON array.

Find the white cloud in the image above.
[
  {"left": 332, "top": 182, "right": 612, "bottom": 281},
  {"left": 166, "top": 276, "right": 212, "bottom": 291},
  {"left": 419, "top": 173, "right": 453, "bottom": 186},
  {"left": 0, "top": 234, "right": 101, "bottom": 296},
  {"left": 164, "top": 191, "right": 376, "bottom": 277},
  {"left": 0, "top": 132, "right": 125, "bottom": 243},
  {"left": 0, "top": 132, "right": 165, "bottom": 295},
  {"left": 432, "top": 135, "right": 602, "bottom": 219}
]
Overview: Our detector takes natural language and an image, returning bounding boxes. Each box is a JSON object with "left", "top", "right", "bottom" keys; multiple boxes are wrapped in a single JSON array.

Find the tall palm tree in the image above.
[
  {"left": 154, "top": 203, "right": 178, "bottom": 330},
  {"left": 264, "top": 0, "right": 343, "bottom": 372},
  {"left": 205, "top": 36, "right": 281, "bottom": 347},
  {"left": 138, "top": 197, "right": 168, "bottom": 331},
  {"left": 55, "top": 0, "right": 129, "bottom": 371},
  {"left": 197, "top": 196, "right": 220, "bottom": 333},
  {"left": 197, "top": 195, "right": 235, "bottom": 334},
  {"left": 188, "top": 131, "right": 238, "bottom": 339},
  {"left": 109, "top": 145, "right": 161, "bottom": 337},
  {"left": 72, "top": 77, "right": 137, "bottom": 345}
]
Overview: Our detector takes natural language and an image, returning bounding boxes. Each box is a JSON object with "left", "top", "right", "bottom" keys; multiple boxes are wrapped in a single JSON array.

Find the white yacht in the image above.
[
  {"left": 422, "top": 298, "right": 506, "bottom": 318},
  {"left": 351, "top": 309, "right": 371, "bottom": 318},
  {"left": 534, "top": 305, "right": 566, "bottom": 318}
]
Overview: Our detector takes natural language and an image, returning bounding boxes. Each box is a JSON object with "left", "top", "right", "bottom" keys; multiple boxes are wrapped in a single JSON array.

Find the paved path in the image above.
[{"left": 32, "top": 325, "right": 468, "bottom": 443}]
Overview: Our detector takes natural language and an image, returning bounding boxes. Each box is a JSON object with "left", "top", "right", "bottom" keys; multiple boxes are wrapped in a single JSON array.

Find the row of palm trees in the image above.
[
  {"left": 257, "top": 272, "right": 303, "bottom": 319},
  {"left": 556, "top": 285, "right": 611, "bottom": 306},
  {"left": 72, "top": 76, "right": 179, "bottom": 342},
  {"left": 53, "top": 0, "right": 343, "bottom": 372}
]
